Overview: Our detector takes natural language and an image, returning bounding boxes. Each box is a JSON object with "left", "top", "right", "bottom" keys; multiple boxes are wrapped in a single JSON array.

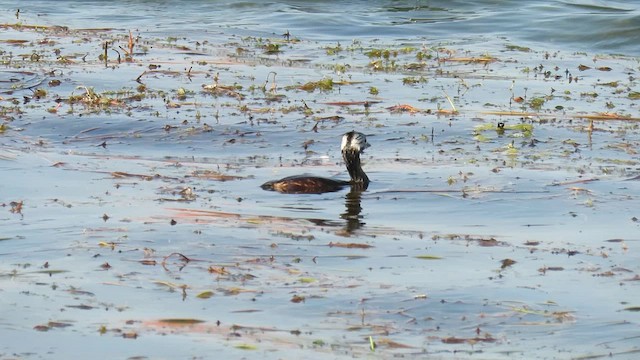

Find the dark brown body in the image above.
[{"left": 260, "top": 176, "right": 349, "bottom": 194}]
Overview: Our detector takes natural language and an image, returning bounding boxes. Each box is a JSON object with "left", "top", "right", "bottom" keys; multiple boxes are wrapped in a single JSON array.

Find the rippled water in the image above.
[{"left": 6, "top": 0, "right": 640, "bottom": 55}]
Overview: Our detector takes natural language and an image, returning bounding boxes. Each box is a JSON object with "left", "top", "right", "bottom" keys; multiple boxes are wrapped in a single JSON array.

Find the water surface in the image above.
[{"left": 6, "top": 0, "right": 640, "bottom": 54}]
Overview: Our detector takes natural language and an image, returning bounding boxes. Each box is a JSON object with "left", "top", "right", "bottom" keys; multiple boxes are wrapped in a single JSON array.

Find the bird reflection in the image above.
[{"left": 340, "top": 185, "right": 367, "bottom": 234}]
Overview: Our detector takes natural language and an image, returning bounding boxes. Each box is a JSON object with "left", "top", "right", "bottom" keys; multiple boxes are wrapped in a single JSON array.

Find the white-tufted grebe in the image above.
[{"left": 261, "top": 131, "right": 370, "bottom": 194}]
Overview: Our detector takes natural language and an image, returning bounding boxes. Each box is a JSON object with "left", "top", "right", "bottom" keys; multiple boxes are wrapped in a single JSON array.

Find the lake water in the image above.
[
  {"left": 6, "top": 0, "right": 640, "bottom": 55},
  {"left": 1, "top": 1, "right": 640, "bottom": 359}
]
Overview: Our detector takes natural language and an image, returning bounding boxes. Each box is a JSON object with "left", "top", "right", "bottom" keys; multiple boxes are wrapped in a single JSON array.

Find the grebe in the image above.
[{"left": 261, "top": 131, "right": 370, "bottom": 194}]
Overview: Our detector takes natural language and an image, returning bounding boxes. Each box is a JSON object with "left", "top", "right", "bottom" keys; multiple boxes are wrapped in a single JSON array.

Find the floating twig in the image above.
[
  {"left": 442, "top": 90, "right": 458, "bottom": 114},
  {"left": 162, "top": 252, "right": 192, "bottom": 272}
]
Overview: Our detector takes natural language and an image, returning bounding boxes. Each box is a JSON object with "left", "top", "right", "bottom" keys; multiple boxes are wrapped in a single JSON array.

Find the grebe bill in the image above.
[{"left": 261, "top": 131, "right": 370, "bottom": 194}]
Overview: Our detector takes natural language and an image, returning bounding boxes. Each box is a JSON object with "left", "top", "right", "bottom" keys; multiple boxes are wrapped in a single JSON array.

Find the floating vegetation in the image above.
[
  {"left": 386, "top": 104, "right": 422, "bottom": 113},
  {"left": 328, "top": 242, "right": 373, "bottom": 249},
  {"left": 263, "top": 43, "right": 281, "bottom": 54},
  {"left": 296, "top": 77, "right": 334, "bottom": 92},
  {"left": 235, "top": 344, "right": 258, "bottom": 350},
  {"left": 505, "top": 44, "right": 532, "bottom": 52},
  {"left": 414, "top": 255, "right": 442, "bottom": 260},
  {"left": 402, "top": 76, "right": 428, "bottom": 85},
  {"left": 439, "top": 55, "right": 497, "bottom": 64},
  {"left": 70, "top": 86, "right": 113, "bottom": 105},
  {"left": 202, "top": 83, "right": 245, "bottom": 100},
  {"left": 33, "top": 321, "right": 73, "bottom": 332},
  {"left": 529, "top": 97, "right": 545, "bottom": 110},
  {"left": 474, "top": 122, "right": 533, "bottom": 139},
  {"left": 325, "top": 43, "right": 343, "bottom": 55}
]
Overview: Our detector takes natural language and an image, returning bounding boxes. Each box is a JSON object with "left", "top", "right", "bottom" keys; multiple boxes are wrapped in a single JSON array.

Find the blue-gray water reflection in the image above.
[{"left": 6, "top": 0, "right": 640, "bottom": 55}]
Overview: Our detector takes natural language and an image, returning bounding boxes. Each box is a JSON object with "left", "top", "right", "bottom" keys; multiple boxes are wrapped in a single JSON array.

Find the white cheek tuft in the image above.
[
  {"left": 341, "top": 132, "right": 369, "bottom": 152},
  {"left": 340, "top": 134, "right": 349, "bottom": 151}
]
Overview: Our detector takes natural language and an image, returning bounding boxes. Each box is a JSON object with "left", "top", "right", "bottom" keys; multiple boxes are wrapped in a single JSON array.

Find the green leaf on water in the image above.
[
  {"left": 235, "top": 343, "right": 257, "bottom": 350},
  {"left": 415, "top": 255, "right": 442, "bottom": 260},
  {"left": 474, "top": 123, "right": 495, "bottom": 132},
  {"left": 529, "top": 97, "right": 545, "bottom": 110},
  {"left": 474, "top": 123, "right": 532, "bottom": 137},
  {"left": 298, "top": 78, "right": 334, "bottom": 92},
  {"left": 196, "top": 290, "right": 214, "bottom": 299},
  {"left": 505, "top": 145, "right": 519, "bottom": 156},
  {"left": 312, "top": 339, "right": 326, "bottom": 346},
  {"left": 509, "top": 124, "right": 533, "bottom": 132},
  {"left": 505, "top": 44, "right": 531, "bottom": 52},
  {"left": 299, "top": 277, "right": 316, "bottom": 283}
]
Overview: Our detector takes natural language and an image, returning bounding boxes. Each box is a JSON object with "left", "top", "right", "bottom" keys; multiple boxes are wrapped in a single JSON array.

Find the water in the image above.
[
  {"left": 6, "top": 0, "right": 640, "bottom": 55},
  {"left": 1, "top": 1, "right": 640, "bottom": 359}
]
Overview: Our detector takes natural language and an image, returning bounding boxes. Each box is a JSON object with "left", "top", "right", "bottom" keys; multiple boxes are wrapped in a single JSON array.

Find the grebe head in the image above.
[
  {"left": 341, "top": 131, "right": 370, "bottom": 186},
  {"left": 341, "top": 131, "right": 370, "bottom": 153}
]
